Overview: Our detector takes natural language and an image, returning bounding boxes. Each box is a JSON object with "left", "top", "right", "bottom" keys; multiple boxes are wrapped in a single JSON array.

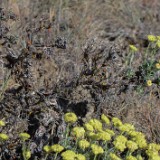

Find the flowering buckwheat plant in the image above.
[{"left": 41, "top": 112, "right": 160, "bottom": 160}]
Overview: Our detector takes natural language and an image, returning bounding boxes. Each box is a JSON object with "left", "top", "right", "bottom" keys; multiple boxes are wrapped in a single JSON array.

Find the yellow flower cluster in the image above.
[
  {"left": 0, "top": 133, "right": 9, "bottom": 141},
  {"left": 72, "top": 127, "right": 85, "bottom": 138},
  {"left": 148, "top": 143, "right": 160, "bottom": 151},
  {"left": 101, "top": 114, "right": 110, "bottom": 125},
  {"left": 51, "top": 144, "right": 64, "bottom": 153},
  {"left": 146, "top": 149, "right": 160, "bottom": 160},
  {"left": 146, "top": 143, "right": 160, "bottom": 160},
  {"left": 91, "top": 144, "right": 104, "bottom": 155},
  {"left": 157, "top": 40, "right": 160, "bottom": 48},
  {"left": 109, "top": 153, "right": 122, "bottom": 160},
  {"left": 88, "top": 119, "right": 103, "bottom": 131},
  {"left": 43, "top": 144, "right": 64, "bottom": 153},
  {"left": 156, "top": 35, "right": 160, "bottom": 48},
  {"left": 148, "top": 35, "right": 157, "bottom": 42},
  {"left": 61, "top": 150, "right": 86, "bottom": 160},
  {"left": 84, "top": 123, "right": 94, "bottom": 132},
  {"left": 76, "top": 154, "right": 86, "bottom": 160},
  {"left": 19, "top": 132, "right": 30, "bottom": 141},
  {"left": 106, "top": 129, "right": 115, "bottom": 136},
  {"left": 112, "top": 117, "right": 122, "bottom": 127},
  {"left": 64, "top": 112, "right": 78, "bottom": 123},
  {"left": 96, "top": 131, "right": 111, "bottom": 141},
  {"left": 129, "top": 45, "right": 138, "bottom": 52},
  {"left": 118, "top": 123, "right": 135, "bottom": 132},
  {"left": 113, "top": 135, "right": 127, "bottom": 152},
  {"left": 126, "top": 140, "right": 138, "bottom": 152},
  {"left": 78, "top": 139, "right": 90, "bottom": 150},
  {"left": 0, "top": 120, "right": 5, "bottom": 127},
  {"left": 129, "top": 131, "right": 147, "bottom": 149},
  {"left": 42, "top": 112, "right": 160, "bottom": 160},
  {"left": 43, "top": 145, "right": 51, "bottom": 153},
  {"left": 147, "top": 35, "right": 160, "bottom": 48},
  {"left": 61, "top": 150, "right": 76, "bottom": 160}
]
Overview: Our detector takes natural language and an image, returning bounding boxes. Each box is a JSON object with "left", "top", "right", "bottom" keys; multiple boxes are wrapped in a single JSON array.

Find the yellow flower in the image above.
[
  {"left": 126, "top": 140, "right": 138, "bottom": 152},
  {"left": 109, "top": 153, "right": 122, "bottom": 160},
  {"left": 0, "top": 133, "right": 9, "bottom": 141},
  {"left": 147, "top": 80, "right": 152, "bottom": 87},
  {"left": 0, "top": 120, "right": 5, "bottom": 127},
  {"left": 148, "top": 143, "right": 160, "bottom": 152},
  {"left": 146, "top": 149, "right": 160, "bottom": 160},
  {"left": 89, "top": 119, "right": 103, "bottom": 131},
  {"left": 131, "top": 133, "right": 147, "bottom": 149},
  {"left": 148, "top": 35, "right": 157, "bottom": 42},
  {"left": 64, "top": 112, "right": 77, "bottom": 123},
  {"left": 51, "top": 144, "right": 64, "bottom": 153},
  {"left": 43, "top": 145, "right": 51, "bottom": 153},
  {"left": 75, "top": 154, "right": 86, "bottom": 160},
  {"left": 155, "top": 63, "right": 160, "bottom": 69},
  {"left": 137, "top": 155, "right": 143, "bottom": 160},
  {"left": 101, "top": 114, "right": 110, "bottom": 125},
  {"left": 126, "top": 155, "right": 137, "bottom": 160},
  {"left": 61, "top": 150, "right": 76, "bottom": 160},
  {"left": 128, "top": 131, "right": 144, "bottom": 137},
  {"left": 118, "top": 123, "right": 135, "bottom": 132},
  {"left": 72, "top": 127, "right": 85, "bottom": 138},
  {"left": 113, "top": 135, "right": 127, "bottom": 152},
  {"left": 129, "top": 45, "right": 138, "bottom": 52},
  {"left": 23, "top": 150, "right": 31, "bottom": 160},
  {"left": 91, "top": 144, "right": 104, "bottom": 155},
  {"left": 112, "top": 117, "right": 122, "bottom": 127},
  {"left": 19, "top": 133, "right": 30, "bottom": 141},
  {"left": 106, "top": 129, "right": 115, "bottom": 136},
  {"left": 87, "top": 132, "right": 98, "bottom": 140},
  {"left": 96, "top": 131, "right": 111, "bottom": 141},
  {"left": 157, "top": 36, "right": 160, "bottom": 40},
  {"left": 84, "top": 123, "right": 94, "bottom": 132},
  {"left": 156, "top": 40, "right": 160, "bottom": 48},
  {"left": 78, "top": 139, "right": 90, "bottom": 150}
]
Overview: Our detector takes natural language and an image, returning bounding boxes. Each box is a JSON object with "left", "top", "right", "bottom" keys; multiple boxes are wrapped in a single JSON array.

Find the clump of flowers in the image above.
[
  {"left": 61, "top": 150, "right": 76, "bottom": 160},
  {"left": 101, "top": 114, "right": 110, "bottom": 125},
  {"left": 91, "top": 144, "right": 104, "bottom": 160},
  {"left": 64, "top": 112, "right": 78, "bottom": 124},
  {"left": 88, "top": 119, "right": 103, "bottom": 131},
  {"left": 147, "top": 35, "right": 157, "bottom": 42},
  {"left": 72, "top": 127, "right": 85, "bottom": 139},
  {"left": 125, "top": 34, "right": 160, "bottom": 92},
  {"left": 41, "top": 112, "right": 160, "bottom": 160},
  {"left": 78, "top": 139, "right": 90, "bottom": 150}
]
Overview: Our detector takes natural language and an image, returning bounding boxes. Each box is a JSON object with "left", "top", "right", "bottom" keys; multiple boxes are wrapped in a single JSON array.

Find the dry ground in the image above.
[{"left": 0, "top": 0, "right": 160, "bottom": 159}]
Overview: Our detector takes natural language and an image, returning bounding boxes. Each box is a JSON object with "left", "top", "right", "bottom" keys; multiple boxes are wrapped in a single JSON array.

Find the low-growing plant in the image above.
[
  {"left": 125, "top": 35, "right": 160, "bottom": 93},
  {"left": 41, "top": 112, "right": 160, "bottom": 160}
]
